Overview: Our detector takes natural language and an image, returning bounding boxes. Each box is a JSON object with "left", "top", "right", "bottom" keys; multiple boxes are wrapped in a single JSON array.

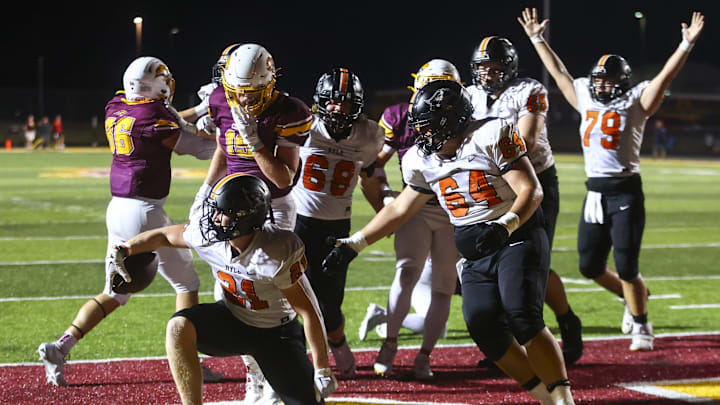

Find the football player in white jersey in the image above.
[
  {"left": 467, "top": 36, "right": 583, "bottom": 365},
  {"left": 361, "top": 59, "right": 462, "bottom": 381},
  {"left": 291, "top": 68, "right": 384, "bottom": 379},
  {"left": 325, "top": 80, "right": 575, "bottom": 405},
  {"left": 519, "top": 8, "right": 704, "bottom": 352},
  {"left": 109, "top": 173, "right": 337, "bottom": 405}
]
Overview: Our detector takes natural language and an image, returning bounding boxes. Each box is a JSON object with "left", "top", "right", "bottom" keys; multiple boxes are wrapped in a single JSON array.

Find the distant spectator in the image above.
[
  {"left": 23, "top": 114, "right": 36, "bottom": 149},
  {"left": 36, "top": 116, "right": 52, "bottom": 149},
  {"left": 651, "top": 119, "right": 668, "bottom": 159},
  {"left": 53, "top": 115, "right": 64, "bottom": 149}
]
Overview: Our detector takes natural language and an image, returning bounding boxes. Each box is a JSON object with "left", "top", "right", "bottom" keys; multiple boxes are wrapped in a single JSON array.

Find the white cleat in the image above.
[
  {"left": 373, "top": 341, "right": 397, "bottom": 376},
  {"left": 330, "top": 340, "right": 357, "bottom": 379},
  {"left": 375, "top": 323, "right": 387, "bottom": 339},
  {"left": 38, "top": 342, "right": 68, "bottom": 387},
  {"left": 242, "top": 362, "right": 265, "bottom": 404},
  {"left": 359, "top": 303, "right": 387, "bottom": 341},
  {"left": 258, "top": 382, "right": 284, "bottom": 405},
  {"left": 621, "top": 299, "right": 633, "bottom": 334},
  {"left": 629, "top": 322, "right": 654, "bottom": 352},
  {"left": 412, "top": 353, "right": 434, "bottom": 381},
  {"left": 201, "top": 363, "right": 224, "bottom": 383}
]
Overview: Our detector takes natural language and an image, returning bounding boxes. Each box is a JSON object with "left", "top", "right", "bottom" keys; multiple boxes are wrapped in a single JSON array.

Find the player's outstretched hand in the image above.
[
  {"left": 517, "top": 7, "right": 549, "bottom": 39},
  {"left": 227, "top": 100, "right": 263, "bottom": 151},
  {"left": 109, "top": 244, "right": 132, "bottom": 283},
  {"left": 682, "top": 12, "right": 704, "bottom": 44},
  {"left": 322, "top": 237, "right": 359, "bottom": 274}
]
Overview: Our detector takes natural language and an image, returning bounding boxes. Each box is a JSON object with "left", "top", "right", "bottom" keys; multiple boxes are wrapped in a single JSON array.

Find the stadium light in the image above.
[
  {"left": 134, "top": 17, "right": 143, "bottom": 56},
  {"left": 634, "top": 11, "right": 644, "bottom": 20}
]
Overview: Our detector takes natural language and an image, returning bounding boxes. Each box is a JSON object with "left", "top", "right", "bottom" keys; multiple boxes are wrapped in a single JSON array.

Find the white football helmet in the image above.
[
  {"left": 122, "top": 56, "right": 175, "bottom": 102},
  {"left": 222, "top": 43, "right": 277, "bottom": 116},
  {"left": 411, "top": 59, "right": 462, "bottom": 92}
]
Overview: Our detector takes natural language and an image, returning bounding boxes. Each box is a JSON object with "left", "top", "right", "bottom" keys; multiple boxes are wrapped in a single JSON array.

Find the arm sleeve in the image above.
[
  {"left": 272, "top": 233, "right": 307, "bottom": 290},
  {"left": 486, "top": 119, "right": 528, "bottom": 174},
  {"left": 517, "top": 81, "right": 549, "bottom": 120}
]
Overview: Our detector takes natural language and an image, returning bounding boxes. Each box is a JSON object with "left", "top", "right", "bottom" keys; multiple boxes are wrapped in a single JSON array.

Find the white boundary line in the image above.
[
  {"left": 6, "top": 331, "right": 720, "bottom": 368},
  {"left": 619, "top": 376, "right": 720, "bottom": 403}
]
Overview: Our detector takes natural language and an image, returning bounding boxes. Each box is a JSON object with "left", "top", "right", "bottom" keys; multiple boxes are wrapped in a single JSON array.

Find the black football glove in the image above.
[
  {"left": 321, "top": 237, "right": 358, "bottom": 274},
  {"left": 475, "top": 222, "right": 510, "bottom": 258}
]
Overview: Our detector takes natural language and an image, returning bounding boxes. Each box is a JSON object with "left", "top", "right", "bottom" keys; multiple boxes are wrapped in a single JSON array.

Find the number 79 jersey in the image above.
[
  {"left": 402, "top": 118, "right": 527, "bottom": 227},
  {"left": 291, "top": 117, "right": 384, "bottom": 220},
  {"left": 573, "top": 78, "right": 650, "bottom": 178}
]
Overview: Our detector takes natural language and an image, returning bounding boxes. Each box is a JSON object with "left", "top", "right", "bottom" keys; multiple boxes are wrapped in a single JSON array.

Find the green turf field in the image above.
[{"left": 1, "top": 149, "right": 719, "bottom": 364}]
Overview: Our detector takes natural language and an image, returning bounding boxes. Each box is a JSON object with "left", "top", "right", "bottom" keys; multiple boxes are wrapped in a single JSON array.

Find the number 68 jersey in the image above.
[
  {"left": 291, "top": 117, "right": 384, "bottom": 220},
  {"left": 573, "top": 78, "right": 650, "bottom": 178},
  {"left": 402, "top": 118, "right": 527, "bottom": 227}
]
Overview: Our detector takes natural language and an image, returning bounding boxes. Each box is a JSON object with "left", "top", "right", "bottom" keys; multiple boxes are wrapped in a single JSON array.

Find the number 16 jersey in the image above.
[{"left": 573, "top": 78, "right": 650, "bottom": 178}]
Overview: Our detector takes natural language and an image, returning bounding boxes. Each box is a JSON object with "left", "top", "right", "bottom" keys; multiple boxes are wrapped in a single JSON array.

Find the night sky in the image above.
[{"left": 3, "top": 1, "right": 719, "bottom": 113}]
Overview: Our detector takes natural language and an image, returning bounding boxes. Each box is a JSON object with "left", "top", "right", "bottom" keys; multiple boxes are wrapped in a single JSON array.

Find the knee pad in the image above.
[
  {"left": 578, "top": 259, "right": 605, "bottom": 279},
  {"left": 506, "top": 310, "right": 545, "bottom": 346},
  {"left": 464, "top": 311, "right": 513, "bottom": 362}
]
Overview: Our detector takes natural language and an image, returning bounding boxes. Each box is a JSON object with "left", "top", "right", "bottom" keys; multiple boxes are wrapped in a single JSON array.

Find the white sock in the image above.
[
  {"left": 528, "top": 382, "right": 552, "bottom": 403},
  {"left": 549, "top": 385, "right": 575, "bottom": 405},
  {"left": 56, "top": 332, "right": 77, "bottom": 356}
]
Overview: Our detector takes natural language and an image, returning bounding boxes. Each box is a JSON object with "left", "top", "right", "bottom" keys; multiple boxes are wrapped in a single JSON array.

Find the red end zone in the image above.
[{"left": 4, "top": 334, "right": 719, "bottom": 404}]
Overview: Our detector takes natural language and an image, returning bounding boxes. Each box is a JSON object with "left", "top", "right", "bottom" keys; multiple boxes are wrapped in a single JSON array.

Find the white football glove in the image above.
[
  {"left": 196, "top": 82, "right": 217, "bottom": 102},
  {"left": 166, "top": 104, "right": 199, "bottom": 135},
  {"left": 313, "top": 367, "right": 338, "bottom": 400},
  {"left": 109, "top": 244, "right": 132, "bottom": 283},
  {"left": 195, "top": 114, "right": 217, "bottom": 136},
  {"left": 227, "top": 97, "right": 263, "bottom": 152},
  {"left": 189, "top": 183, "right": 212, "bottom": 219}
]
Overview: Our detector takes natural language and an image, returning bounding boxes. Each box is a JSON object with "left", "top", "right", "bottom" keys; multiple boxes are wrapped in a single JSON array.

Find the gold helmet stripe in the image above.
[
  {"left": 210, "top": 172, "right": 251, "bottom": 199},
  {"left": 597, "top": 54, "right": 611, "bottom": 68},
  {"left": 479, "top": 36, "right": 496, "bottom": 54}
]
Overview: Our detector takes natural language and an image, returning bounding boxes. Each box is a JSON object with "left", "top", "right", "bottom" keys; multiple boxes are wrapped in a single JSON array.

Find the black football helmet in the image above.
[
  {"left": 589, "top": 54, "right": 632, "bottom": 103},
  {"left": 212, "top": 43, "right": 242, "bottom": 85},
  {"left": 201, "top": 173, "right": 272, "bottom": 242},
  {"left": 313, "top": 67, "right": 364, "bottom": 137},
  {"left": 408, "top": 80, "right": 474, "bottom": 156},
  {"left": 111, "top": 252, "right": 159, "bottom": 294},
  {"left": 470, "top": 36, "right": 519, "bottom": 93}
]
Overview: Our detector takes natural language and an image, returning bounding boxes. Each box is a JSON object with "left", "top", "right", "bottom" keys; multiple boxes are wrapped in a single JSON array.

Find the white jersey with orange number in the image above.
[
  {"left": 183, "top": 217, "right": 307, "bottom": 328},
  {"left": 402, "top": 118, "right": 527, "bottom": 227},
  {"left": 573, "top": 77, "right": 650, "bottom": 178},
  {"left": 291, "top": 116, "right": 384, "bottom": 220},
  {"left": 467, "top": 77, "right": 554, "bottom": 174}
]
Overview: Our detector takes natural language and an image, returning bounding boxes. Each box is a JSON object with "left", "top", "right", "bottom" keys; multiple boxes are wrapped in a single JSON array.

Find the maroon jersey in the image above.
[
  {"left": 105, "top": 92, "right": 179, "bottom": 199},
  {"left": 379, "top": 102, "right": 417, "bottom": 161},
  {"left": 208, "top": 87, "right": 312, "bottom": 198}
]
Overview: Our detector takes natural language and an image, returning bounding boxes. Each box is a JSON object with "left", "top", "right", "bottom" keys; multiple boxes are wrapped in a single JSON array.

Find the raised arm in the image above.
[
  {"left": 640, "top": 12, "right": 704, "bottom": 115},
  {"left": 518, "top": 8, "right": 578, "bottom": 109}
]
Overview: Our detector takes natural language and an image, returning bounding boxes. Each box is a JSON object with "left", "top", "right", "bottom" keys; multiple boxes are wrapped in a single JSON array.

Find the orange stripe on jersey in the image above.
[
  {"left": 338, "top": 68, "right": 349, "bottom": 93},
  {"left": 210, "top": 172, "right": 250, "bottom": 198}
]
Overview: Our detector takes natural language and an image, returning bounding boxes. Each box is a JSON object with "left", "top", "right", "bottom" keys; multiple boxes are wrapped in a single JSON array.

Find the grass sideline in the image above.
[{"left": 0, "top": 149, "right": 719, "bottom": 364}]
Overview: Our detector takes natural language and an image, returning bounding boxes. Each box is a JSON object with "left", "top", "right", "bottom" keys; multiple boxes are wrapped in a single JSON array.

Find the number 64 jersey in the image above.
[
  {"left": 291, "top": 117, "right": 384, "bottom": 220},
  {"left": 402, "top": 118, "right": 527, "bottom": 226},
  {"left": 573, "top": 77, "right": 650, "bottom": 178}
]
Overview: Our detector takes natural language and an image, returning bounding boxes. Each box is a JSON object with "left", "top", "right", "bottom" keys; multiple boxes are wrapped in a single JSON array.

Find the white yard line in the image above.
[{"left": 669, "top": 304, "right": 720, "bottom": 309}]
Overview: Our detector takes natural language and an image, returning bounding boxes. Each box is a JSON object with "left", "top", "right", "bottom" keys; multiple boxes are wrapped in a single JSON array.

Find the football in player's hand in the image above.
[{"left": 111, "top": 252, "right": 159, "bottom": 294}]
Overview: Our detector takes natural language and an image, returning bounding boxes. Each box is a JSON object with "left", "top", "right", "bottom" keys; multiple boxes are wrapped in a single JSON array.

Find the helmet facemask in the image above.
[
  {"left": 470, "top": 37, "right": 519, "bottom": 94},
  {"left": 314, "top": 68, "right": 364, "bottom": 138},
  {"left": 588, "top": 54, "right": 632, "bottom": 104},
  {"left": 222, "top": 44, "right": 278, "bottom": 116},
  {"left": 408, "top": 81, "right": 473, "bottom": 156}
]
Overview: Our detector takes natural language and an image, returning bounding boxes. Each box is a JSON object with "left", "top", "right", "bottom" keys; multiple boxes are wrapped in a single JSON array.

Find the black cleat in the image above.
[{"left": 558, "top": 311, "right": 583, "bottom": 366}]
